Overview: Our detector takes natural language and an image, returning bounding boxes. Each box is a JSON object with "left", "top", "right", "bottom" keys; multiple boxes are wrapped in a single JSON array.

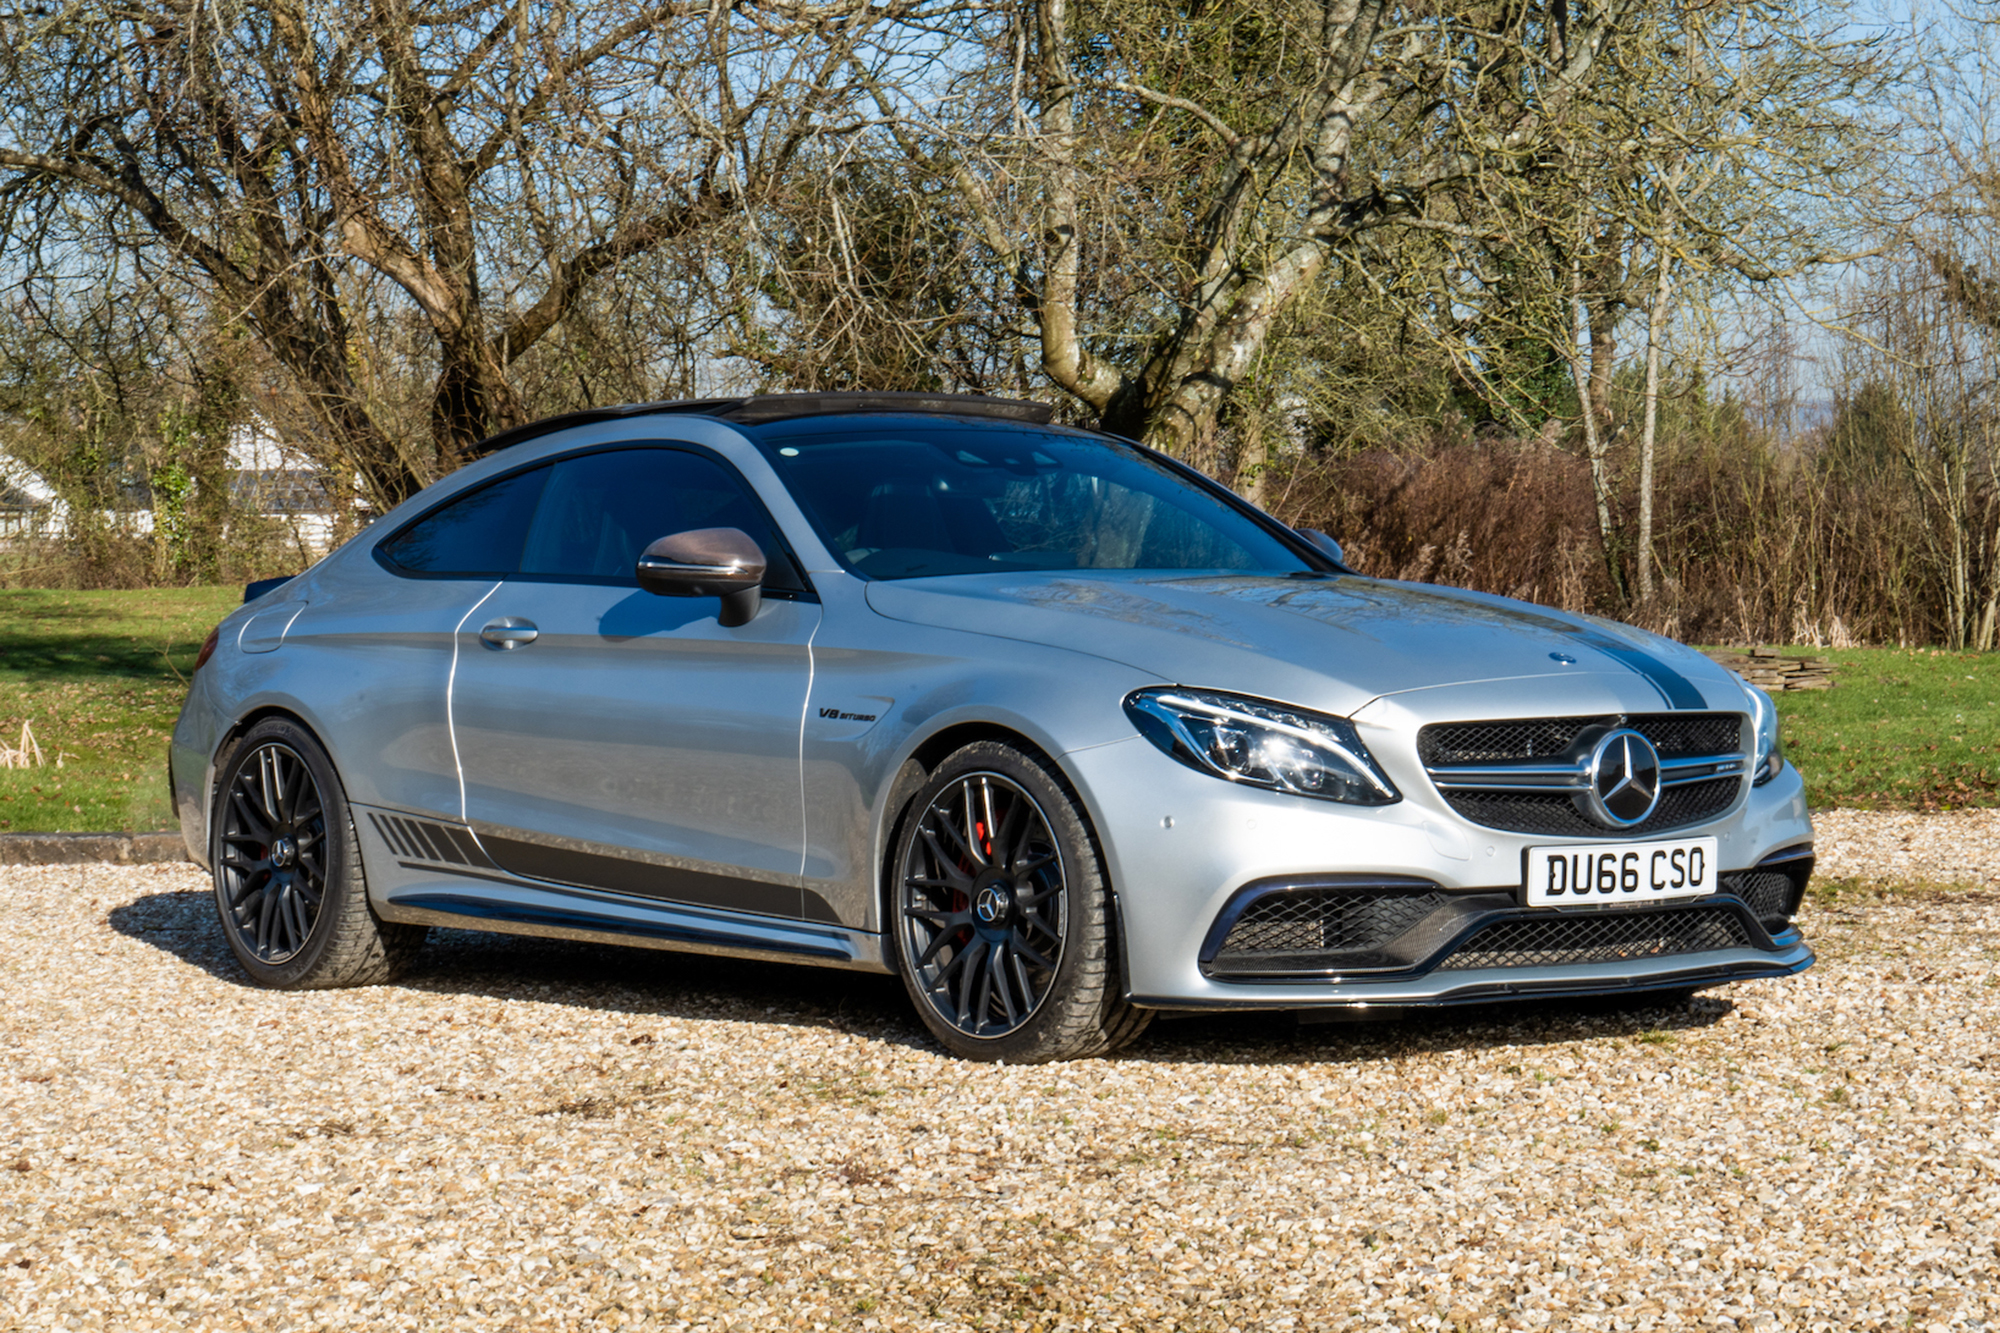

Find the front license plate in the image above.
[{"left": 1524, "top": 837, "right": 1719, "bottom": 907}]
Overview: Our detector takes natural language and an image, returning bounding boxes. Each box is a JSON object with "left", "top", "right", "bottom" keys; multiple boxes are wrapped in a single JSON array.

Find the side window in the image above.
[
  {"left": 518, "top": 447, "right": 802, "bottom": 591},
  {"left": 377, "top": 466, "right": 550, "bottom": 576}
]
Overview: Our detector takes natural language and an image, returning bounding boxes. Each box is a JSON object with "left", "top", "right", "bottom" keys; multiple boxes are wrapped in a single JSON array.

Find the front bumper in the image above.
[{"left": 1061, "top": 735, "right": 1815, "bottom": 1009}]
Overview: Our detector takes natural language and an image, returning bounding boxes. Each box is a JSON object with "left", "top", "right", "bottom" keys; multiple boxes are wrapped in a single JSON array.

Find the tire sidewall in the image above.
[
  {"left": 890, "top": 742, "right": 1110, "bottom": 1062},
  {"left": 210, "top": 718, "right": 358, "bottom": 987}
]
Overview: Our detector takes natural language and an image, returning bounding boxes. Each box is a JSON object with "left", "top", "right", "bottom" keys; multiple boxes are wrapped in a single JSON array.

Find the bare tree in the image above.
[
  {"left": 0, "top": 0, "right": 934, "bottom": 505},
  {"left": 1445, "top": 0, "right": 1888, "bottom": 604},
  {"left": 834, "top": 0, "right": 1630, "bottom": 460}
]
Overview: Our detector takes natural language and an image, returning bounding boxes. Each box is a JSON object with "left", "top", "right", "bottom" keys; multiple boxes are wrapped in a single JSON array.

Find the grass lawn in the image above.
[
  {"left": 0, "top": 587, "right": 240, "bottom": 833},
  {"left": 0, "top": 589, "right": 1993, "bottom": 832},
  {"left": 1762, "top": 646, "right": 1999, "bottom": 812}
]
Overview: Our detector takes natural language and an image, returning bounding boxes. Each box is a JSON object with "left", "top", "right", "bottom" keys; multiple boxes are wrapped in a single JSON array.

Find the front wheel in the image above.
[
  {"left": 890, "top": 742, "right": 1150, "bottom": 1062},
  {"left": 211, "top": 717, "right": 426, "bottom": 988}
]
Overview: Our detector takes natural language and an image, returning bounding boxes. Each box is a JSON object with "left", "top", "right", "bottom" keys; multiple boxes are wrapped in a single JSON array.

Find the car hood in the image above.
[{"left": 863, "top": 570, "right": 1743, "bottom": 718}]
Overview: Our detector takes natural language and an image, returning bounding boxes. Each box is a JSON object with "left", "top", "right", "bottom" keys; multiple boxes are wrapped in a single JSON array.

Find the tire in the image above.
[
  {"left": 210, "top": 717, "right": 427, "bottom": 988},
  {"left": 889, "top": 741, "right": 1151, "bottom": 1062}
]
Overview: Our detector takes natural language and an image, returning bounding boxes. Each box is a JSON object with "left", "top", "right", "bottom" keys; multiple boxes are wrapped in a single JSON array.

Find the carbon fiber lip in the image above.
[{"left": 1135, "top": 941, "right": 1816, "bottom": 1011}]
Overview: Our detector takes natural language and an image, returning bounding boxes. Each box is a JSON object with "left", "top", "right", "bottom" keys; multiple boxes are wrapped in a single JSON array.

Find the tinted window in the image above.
[
  {"left": 519, "top": 448, "right": 798, "bottom": 589},
  {"left": 756, "top": 424, "right": 1309, "bottom": 580},
  {"left": 378, "top": 466, "right": 549, "bottom": 576}
]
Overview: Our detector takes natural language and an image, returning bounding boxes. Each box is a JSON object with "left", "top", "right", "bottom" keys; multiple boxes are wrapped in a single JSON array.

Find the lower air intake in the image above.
[
  {"left": 1206, "top": 886, "right": 1446, "bottom": 978},
  {"left": 1723, "top": 869, "right": 1804, "bottom": 927},
  {"left": 1436, "top": 907, "right": 1752, "bottom": 970}
]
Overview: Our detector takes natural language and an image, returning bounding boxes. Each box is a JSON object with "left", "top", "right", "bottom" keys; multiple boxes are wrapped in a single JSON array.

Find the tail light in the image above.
[{"left": 193, "top": 625, "right": 221, "bottom": 673}]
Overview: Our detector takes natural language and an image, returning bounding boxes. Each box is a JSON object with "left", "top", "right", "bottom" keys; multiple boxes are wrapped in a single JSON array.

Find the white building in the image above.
[
  {"left": 0, "top": 422, "right": 344, "bottom": 554},
  {"left": 227, "top": 425, "right": 342, "bottom": 554},
  {"left": 0, "top": 453, "right": 69, "bottom": 542}
]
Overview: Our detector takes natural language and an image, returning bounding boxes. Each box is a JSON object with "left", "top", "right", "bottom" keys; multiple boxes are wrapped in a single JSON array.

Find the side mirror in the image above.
[
  {"left": 1297, "top": 528, "right": 1346, "bottom": 568},
  {"left": 636, "top": 527, "right": 767, "bottom": 627}
]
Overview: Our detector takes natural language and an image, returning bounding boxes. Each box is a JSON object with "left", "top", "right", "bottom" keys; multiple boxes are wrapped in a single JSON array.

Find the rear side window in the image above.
[{"left": 376, "top": 466, "right": 550, "bottom": 576}]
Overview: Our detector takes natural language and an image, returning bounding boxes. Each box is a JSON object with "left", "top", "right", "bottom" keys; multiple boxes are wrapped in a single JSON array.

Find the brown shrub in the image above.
[{"left": 1268, "top": 436, "right": 1933, "bottom": 647}]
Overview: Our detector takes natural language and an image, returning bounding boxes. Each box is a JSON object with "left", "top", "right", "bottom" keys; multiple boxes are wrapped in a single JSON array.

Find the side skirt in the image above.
[
  {"left": 377, "top": 880, "right": 891, "bottom": 973},
  {"left": 353, "top": 805, "right": 891, "bottom": 973}
]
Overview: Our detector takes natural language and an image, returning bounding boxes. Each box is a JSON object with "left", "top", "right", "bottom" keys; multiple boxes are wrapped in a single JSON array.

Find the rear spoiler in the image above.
[{"left": 243, "top": 576, "right": 296, "bottom": 604}]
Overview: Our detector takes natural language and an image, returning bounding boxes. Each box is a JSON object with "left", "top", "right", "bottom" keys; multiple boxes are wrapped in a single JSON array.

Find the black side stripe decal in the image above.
[
  {"left": 369, "top": 812, "right": 475, "bottom": 867},
  {"left": 369, "top": 813, "right": 412, "bottom": 858},
  {"left": 411, "top": 820, "right": 467, "bottom": 865}
]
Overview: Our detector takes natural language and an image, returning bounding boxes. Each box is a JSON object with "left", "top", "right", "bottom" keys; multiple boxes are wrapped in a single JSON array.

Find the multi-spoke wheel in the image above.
[
  {"left": 217, "top": 740, "right": 326, "bottom": 964},
  {"left": 892, "top": 742, "right": 1150, "bottom": 1062},
  {"left": 210, "top": 717, "right": 425, "bottom": 988}
]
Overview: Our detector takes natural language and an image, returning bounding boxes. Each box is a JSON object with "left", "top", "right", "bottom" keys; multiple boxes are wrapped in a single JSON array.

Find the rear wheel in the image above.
[
  {"left": 891, "top": 742, "right": 1150, "bottom": 1062},
  {"left": 211, "top": 717, "right": 426, "bottom": 988}
]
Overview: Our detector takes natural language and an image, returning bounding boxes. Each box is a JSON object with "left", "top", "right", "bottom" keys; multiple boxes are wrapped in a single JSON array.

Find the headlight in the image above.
[
  {"left": 1123, "top": 687, "right": 1400, "bottom": 805},
  {"left": 1739, "top": 677, "right": 1784, "bottom": 786}
]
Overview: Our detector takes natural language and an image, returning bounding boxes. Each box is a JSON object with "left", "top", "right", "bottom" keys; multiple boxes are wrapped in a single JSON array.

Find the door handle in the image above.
[{"left": 479, "top": 617, "right": 539, "bottom": 649}]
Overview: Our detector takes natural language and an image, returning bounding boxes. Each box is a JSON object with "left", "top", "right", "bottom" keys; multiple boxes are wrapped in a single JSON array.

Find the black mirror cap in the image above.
[
  {"left": 1297, "top": 528, "right": 1347, "bottom": 568},
  {"left": 635, "top": 527, "right": 767, "bottom": 627}
]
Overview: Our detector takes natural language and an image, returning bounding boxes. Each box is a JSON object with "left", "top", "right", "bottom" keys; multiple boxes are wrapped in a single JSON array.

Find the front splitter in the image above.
[{"left": 1127, "top": 942, "right": 1814, "bottom": 1011}]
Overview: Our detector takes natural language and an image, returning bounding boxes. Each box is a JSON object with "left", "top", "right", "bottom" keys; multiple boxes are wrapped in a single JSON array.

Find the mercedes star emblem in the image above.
[{"left": 1582, "top": 729, "right": 1662, "bottom": 828}]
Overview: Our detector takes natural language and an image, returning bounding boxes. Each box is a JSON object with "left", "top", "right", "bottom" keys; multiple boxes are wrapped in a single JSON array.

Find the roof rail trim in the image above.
[
  {"left": 466, "top": 392, "right": 1055, "bottom": 457},
  {"left": 722, "top": 392, "right": 1055, "bottom": 426}
]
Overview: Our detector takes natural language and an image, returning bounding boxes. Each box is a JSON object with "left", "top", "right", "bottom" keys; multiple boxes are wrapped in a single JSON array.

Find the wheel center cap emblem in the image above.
[
  {"left": 1584, "top": 729, "right": 1662, "bottom": 828},
  {"left": 270, "top": 836, "right": 298, "bottom": 868},
  {"left": 973, "top": 883, "right": 1012, "bottom": 926}
]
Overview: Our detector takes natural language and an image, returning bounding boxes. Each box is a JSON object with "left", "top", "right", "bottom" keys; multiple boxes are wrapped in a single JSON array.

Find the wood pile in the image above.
[{"left": 1700, "top": 646, "right": 1837, "bottom": 691}]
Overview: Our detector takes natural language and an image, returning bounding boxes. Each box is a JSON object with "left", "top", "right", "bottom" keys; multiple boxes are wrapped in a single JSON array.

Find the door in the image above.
[
  {"left": 337, "top": 463, "right": 553, "bottom": 819},
  {"left": 449, "top": 445, "right": 820, "bottom": 917}
]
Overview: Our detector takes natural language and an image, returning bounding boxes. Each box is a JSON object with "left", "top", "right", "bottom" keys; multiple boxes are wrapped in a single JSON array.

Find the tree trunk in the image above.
[
  {"left": 1638, "top": 221, "right": 1676, "bottom": 605},
  {"left": 1235, "top": 396, "right": 1269, "bottom": 506},
  {"left": 1568, "top": 257, "right": 1626, "bottom": 605}
]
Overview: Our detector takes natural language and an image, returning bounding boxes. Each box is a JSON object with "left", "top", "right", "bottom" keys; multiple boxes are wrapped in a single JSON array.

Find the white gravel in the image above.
[
  {"left": 1811, "top": 808, "right": 2000, "bottom": 889},
  {"left": 2, "top": 825, "right": 1998, "bottom": 1330}
]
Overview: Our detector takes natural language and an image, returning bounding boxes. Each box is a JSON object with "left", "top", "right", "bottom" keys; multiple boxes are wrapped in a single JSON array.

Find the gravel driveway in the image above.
[{"left": 2, "top": 849, "right": 1996, "bottom": 1331}]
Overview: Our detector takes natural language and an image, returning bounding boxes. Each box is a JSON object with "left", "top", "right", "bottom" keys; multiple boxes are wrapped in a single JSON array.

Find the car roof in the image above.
[{"left": 468, "top": 392, "right": 1057, "bottom": 458}]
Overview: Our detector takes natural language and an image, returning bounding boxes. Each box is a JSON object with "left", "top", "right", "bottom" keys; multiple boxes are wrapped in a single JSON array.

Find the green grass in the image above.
[
  {"left": 0, "top": 588, "right": 240, "bottom": 833},
  {"left": 0, "top": 591, "right": 1993, "bottom": 832},
  {"left": 1761, "top": 646, "right": 2000, "bottom": 812}
]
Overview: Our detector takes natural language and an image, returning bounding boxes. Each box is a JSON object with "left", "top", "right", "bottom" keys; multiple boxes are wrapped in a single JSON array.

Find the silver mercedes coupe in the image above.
[{"left": 170, "top": 394, "right": 1815, "bottom": 1061}]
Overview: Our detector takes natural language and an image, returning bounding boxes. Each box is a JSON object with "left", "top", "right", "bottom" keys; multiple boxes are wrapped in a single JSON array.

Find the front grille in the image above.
[
  {"left": 1441, "top": 776, "right": 1740, "bottom": 837},
  {"left": 1723, "top": 869, "right": 1803, "bottom": 926},
  {"left": 1637, "top": 715, "right": 1747, "bottom": 756},
  {"left": 1437, "top": 906, "right": 1752, "bottom": 970},
  {"left": 1217, "top": 887, "right": 1446, "bottom": 956},
  {"left": 1419, "top": 713, "right": 1742, "bottom": 766}
]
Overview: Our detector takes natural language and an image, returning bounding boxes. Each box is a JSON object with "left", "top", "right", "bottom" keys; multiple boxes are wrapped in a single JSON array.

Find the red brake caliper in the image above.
[{"left": 953, "top": 818, "right": 994, "bottom": 946}]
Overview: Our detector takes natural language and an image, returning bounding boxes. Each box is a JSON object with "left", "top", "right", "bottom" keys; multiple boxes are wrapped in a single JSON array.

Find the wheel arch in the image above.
[
  {"left": 211, "top": 704, "right": 328, "bottom": 773},
  {"left": 874, "top": 719, "right": 1128, "bottom": 985},
  {"left": 199, "top": 705, "right": 339, "bottom": 865}
]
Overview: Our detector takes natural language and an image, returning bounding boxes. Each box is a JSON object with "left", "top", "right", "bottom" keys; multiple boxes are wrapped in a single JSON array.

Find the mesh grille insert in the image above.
[
  {"left": 1724, "top": 870, "right": 1801, "bottom": 925},
  {"left": 1635, "top": 715, "right": 1746, "bottom": 757},
  {"left": 1437, "top": 907, "right": 1752, "bottom": 970},
  {"left": 1441, "top": 776, "right": 1740, "bottom": 837},
  {"left": 1419, "top": 713, "right": 1742, "bottom": 766},
  {"left": 1214, "top": 887, "right": 1446, "bottom": 958}
]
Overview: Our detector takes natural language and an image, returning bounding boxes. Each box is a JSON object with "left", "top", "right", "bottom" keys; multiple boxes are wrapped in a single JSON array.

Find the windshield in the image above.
[{"left": 753, "top": 421, "right": 1313, "bottom": 580}]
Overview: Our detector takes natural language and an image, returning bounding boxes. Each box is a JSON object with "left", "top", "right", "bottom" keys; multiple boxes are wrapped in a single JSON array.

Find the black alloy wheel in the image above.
[
  {"left": 892, "top": 742, "right": 1150, "bottom": 1062},
  {"left": 217, "top": 741, "right": 326, "bottom": 964},
  {"left": 210, "top": 717, "right": 426, "bottom": 988},
  {"left": 901, "top": 770, "right": 1067, "bottom": 1038}
]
